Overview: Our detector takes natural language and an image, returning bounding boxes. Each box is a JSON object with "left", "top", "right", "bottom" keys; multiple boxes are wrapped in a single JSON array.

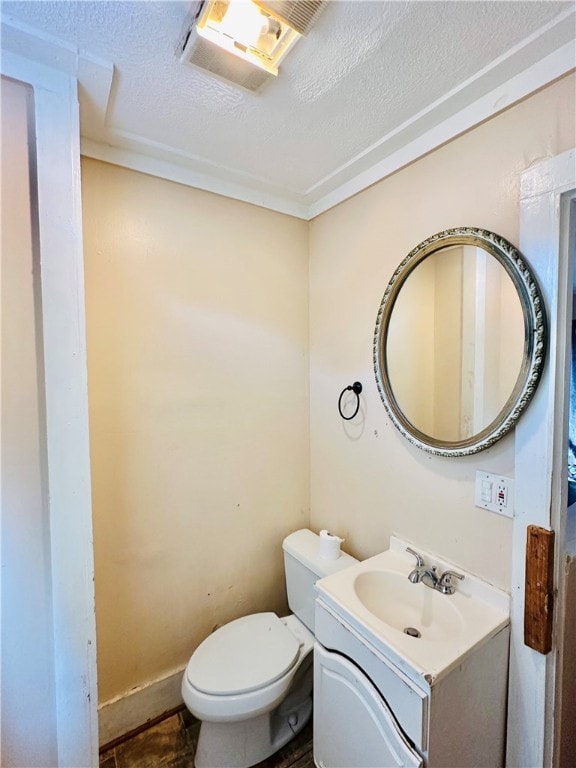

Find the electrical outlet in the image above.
[{"left": 475, "top": 471, "right": 514, "bottom": 517}]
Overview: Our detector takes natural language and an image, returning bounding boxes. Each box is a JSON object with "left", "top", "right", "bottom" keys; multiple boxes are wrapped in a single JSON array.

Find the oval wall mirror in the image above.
[{"left": 373, "top": 227, "right": 547, "bottom": 457}]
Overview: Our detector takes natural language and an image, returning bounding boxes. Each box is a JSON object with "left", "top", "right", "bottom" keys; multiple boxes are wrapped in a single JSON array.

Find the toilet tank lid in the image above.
[{"left": 283, "top": 529, "right": 358, "bottom": 577}]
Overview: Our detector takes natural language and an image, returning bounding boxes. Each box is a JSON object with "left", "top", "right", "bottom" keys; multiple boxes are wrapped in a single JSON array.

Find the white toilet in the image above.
[{"left": 181, "top": 528, "right": 358, "bottom": 768}]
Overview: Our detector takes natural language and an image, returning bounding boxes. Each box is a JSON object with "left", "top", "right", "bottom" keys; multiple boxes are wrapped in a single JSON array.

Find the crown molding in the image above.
[
  {"left": 308, "top": 38, "right": 575, "bottom": 218},
  {"left": 3, "top": 8, "right": 574, "bottom": 221},
  {"left": 80, "top": 138, "right": 309, "bottom": 219}
]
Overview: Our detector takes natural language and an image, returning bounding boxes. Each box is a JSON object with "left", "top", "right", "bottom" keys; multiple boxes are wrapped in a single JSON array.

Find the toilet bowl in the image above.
[
  {"left": 181, "top": 529, "right": 358, "bottom": 768},
  {"left": 183, "top": 614, "right": 314, "bottom": 767}
]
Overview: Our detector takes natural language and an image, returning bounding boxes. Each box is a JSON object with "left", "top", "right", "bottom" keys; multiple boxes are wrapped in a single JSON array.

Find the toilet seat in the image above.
[
  {"left": 186, "top": 613, "right": 300, "bottom": 695},
  {"left": 182, "top": 614, "right": 314, "bottom": 723}
]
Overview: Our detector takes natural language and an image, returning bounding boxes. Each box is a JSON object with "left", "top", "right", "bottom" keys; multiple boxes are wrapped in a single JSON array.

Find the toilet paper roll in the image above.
[{"left": 319, "top": 529, "right": 344, "bottom": 560}]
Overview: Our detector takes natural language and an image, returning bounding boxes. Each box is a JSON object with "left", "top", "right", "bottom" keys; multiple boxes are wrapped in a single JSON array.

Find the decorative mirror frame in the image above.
[{"left": 373, "top": 227, "right": 547, "bottom": 457}]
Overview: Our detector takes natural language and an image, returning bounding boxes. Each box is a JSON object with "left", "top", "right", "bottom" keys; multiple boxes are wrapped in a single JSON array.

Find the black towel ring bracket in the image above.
[{"left": 338, "top": 381, "right": 363, "bottom": 420}]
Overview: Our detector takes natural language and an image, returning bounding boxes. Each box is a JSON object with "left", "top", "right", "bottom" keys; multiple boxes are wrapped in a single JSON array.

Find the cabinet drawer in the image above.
[{"left": 316, "top": 598, "right": 428, "bottom": 751}]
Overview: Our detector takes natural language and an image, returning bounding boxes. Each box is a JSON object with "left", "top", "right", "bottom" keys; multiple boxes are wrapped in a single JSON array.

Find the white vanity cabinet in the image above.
[{"left": 314, "top": 599, "right": 510, "bottom": 768}]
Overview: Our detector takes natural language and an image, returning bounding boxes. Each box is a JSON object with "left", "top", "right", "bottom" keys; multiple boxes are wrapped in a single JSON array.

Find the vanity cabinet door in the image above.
[{"left": 314, "top": 644, "right": 423, "bottom": 768}]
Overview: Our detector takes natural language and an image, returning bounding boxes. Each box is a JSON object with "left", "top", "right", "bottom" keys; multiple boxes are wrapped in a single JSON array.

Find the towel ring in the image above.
[{"left": 338, "top": 382, "right": 363, "bottom": 420}]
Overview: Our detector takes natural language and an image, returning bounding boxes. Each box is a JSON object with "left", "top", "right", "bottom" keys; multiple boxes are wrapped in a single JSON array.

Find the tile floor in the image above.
[{"left": 99, "top": 709, "right": 314, "bottom": 768}]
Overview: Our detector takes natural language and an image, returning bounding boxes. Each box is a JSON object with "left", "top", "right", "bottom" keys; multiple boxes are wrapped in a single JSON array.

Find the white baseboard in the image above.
[{"left": 98, "top": 665, "right": 186, "bottom": 747}]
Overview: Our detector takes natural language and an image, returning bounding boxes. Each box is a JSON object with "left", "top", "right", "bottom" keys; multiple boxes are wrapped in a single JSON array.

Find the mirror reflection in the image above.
[{"left": 386, "top": 245, "right": 525, "bottom": 442}]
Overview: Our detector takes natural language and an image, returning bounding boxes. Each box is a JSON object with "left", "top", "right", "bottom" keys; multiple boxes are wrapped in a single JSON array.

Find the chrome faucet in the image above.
[
  {"left": 406, "top": 547, "right": 464, "bottom": 595},
  {"left": 406, "top": 547, "right": 428, "bottom": 582}
]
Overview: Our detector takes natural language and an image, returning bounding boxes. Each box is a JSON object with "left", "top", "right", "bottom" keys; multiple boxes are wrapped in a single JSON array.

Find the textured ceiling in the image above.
[{"left": 2, "top": 0, "right": 574, "bottom": 217}]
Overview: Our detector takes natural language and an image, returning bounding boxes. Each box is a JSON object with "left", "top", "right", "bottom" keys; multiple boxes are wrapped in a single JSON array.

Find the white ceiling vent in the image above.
[
  {"left": 178, "top": 0, "right": 326, "bottom": 93},
  {"left": 180, "top": 24, "right": 272, "bottom": 92},
  {"left": 253, "top": 1, "right": 326, "bottom": 35}
]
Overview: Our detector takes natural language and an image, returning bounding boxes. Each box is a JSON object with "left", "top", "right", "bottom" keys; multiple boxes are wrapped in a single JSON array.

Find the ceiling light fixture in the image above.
[
  {"left": 179, "top": 0, "right": 326, "bottom": 92},
  {"left": 196, "top": 0, "right": 300, "bottom": 76}
]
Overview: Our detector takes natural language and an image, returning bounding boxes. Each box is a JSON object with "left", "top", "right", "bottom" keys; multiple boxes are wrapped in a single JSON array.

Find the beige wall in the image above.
[
  {"left": 83, "top": 72, "right": 574, "bottom": 706},
  {"left": 309, "top": 73, "right": 575, "bottom": 590},
  {"left": 81, "top": 160, "right": 310, "bottom": 702}
]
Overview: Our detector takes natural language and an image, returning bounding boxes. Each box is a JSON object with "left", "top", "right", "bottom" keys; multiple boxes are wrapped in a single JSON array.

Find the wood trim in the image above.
[
  {"left": 99, "top": 705, "right": 188, "bottom": 754},
  {"left": 524, "top": 525, "right": 555, "bottom": 654},
  {"left": 508, "top": 148, "right": 575, "bottom": 768},
  {"left": 1, "top": 52, "right": 99, "bottom": 766},
  {"left": 97, "top": 664, "right": 186, "bottom": 747}
]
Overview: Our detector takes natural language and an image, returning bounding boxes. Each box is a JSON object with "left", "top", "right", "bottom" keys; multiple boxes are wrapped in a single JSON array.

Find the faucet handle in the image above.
[
  {"left": 406, "top": 547, "right": 425, "bottom": 567},
  {"left": 438, "top": 570, "right": 465, "bottom": 594}
]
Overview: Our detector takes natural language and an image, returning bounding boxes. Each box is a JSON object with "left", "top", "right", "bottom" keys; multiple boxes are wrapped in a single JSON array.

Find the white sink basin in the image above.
[
  {"left": 315, "top": 537, "right": 509, "bottom": 685},
  {"left": 353, "top": 570, "right": 464, "bottom": 641}
]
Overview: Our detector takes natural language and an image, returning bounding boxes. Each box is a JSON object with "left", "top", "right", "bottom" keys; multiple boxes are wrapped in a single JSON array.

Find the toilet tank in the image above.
[{"left": 282, "top": 529, "right": 358, "bottom": 633}]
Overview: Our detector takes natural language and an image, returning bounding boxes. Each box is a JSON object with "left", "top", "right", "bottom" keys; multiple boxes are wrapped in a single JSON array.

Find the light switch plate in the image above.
[{"left": 475, "top": 471, "right": 514, "bottom": 517}]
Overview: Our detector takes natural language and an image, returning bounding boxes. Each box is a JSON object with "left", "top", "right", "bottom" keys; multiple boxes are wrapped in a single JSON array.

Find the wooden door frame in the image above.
[
  {"left": 1, "top": 52, "right": 99, "bottom": 767},
  {"left": 507, "top": 148, "right": 575, "bottom": 768}
]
